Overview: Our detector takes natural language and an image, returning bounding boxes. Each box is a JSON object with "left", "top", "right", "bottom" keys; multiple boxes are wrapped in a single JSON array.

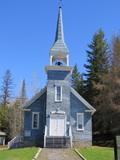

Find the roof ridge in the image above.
[
  {"left": 71, "top": 87, "right": 96, "bottom": 115},
  {"left": 23, "top": 87, "right": 47, "bottom": 108}
]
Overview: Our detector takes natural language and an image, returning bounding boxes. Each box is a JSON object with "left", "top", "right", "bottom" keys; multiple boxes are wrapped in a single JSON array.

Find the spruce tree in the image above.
[
  {"left": 19, "top": 79, "right": 27, "bottom": 106},
  {"left": 71, "top": 64, "right": 84, "bottom": 95},
  {"left": 0, "top": 70, "right": 13, "bottom": 107},
  {"left": 84, "top": 29, "right": 109, "bottom": 105},
  {"left": 19, "top": 79, "right": 27, "bottom": 135}
]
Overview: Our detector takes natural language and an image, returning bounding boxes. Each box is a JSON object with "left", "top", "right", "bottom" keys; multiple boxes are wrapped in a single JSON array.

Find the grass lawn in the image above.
[
  {"left": 78, "top": 146, "right": 114, "bottom": 160},
  {"left": 0, "top": 147, "right": 38, "bottom": 160}
]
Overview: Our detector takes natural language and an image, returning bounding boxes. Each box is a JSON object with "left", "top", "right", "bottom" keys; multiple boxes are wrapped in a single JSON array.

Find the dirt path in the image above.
[{"left": 37, "top": 149, "right": 82, "bottom": 160}]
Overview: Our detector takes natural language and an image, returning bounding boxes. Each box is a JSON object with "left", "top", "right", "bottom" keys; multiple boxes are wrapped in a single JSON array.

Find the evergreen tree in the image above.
[
  {"left": 19, "top": 79, "right": 27, "bottom": 106},
  {"left": 30, "top": 73, "right": 40, "bottom": 96},
  {"left": 84, "top": 29, "right": 109, "bottom": 105},
  {"left": 93, "top": 35, "right": 120, "bottom": 135},
  {"left": 93, "top": 73, "right": 114, "bottom": 135},
  {"left": 71, "top": 64, "right": 84, "bottom": 95},
  {"left": 0, "top": 70, "right": 13, "bottom": 107}
]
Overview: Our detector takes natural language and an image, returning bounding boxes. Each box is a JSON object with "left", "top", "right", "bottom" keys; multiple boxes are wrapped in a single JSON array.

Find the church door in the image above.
[{"left": 50, "top": 113, "right": 66, "bottom": 136}]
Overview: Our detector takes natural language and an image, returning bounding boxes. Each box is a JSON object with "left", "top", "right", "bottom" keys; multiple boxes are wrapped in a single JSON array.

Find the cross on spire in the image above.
[
  {"left": 55, "top": 3, "right": 64, "bottom": 41},
  {"left": 59, "top": 0, "right": 62, "bottom": 8}
]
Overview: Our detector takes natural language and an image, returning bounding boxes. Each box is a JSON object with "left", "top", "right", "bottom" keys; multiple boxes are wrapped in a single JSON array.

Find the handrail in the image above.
[
  {"left": 8, "top": 136, "right": 22, "bottom": 149},
  {"left": 45, "top": 125, "right": 47, "bottom": 136},
  {"left": 44, "top": 126, "right": 47, "bottom": 147},
  {"left": 69, "top": 125, "right": 73, "bottom": 148}
]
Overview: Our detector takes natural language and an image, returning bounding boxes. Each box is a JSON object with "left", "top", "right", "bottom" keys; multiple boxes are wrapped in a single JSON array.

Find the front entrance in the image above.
[{"left": 50, "top": 112, "right": 66, "bottom": 136}]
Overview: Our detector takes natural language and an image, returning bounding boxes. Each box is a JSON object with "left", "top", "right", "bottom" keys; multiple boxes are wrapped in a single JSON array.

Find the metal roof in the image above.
[{"left": 50, "top": 6, "right": 69, "bottom": 56}]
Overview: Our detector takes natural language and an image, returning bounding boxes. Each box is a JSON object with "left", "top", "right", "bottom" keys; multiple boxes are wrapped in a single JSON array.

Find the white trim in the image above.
[
  {"left": 64, "top": 115, "right": 67, "bottom": 136},
  {"left": 32, "top": 112, "right": 39, "bottom": 129},
  {"left": 32, "top": 148, "right": 42, "bottom": 160},
  {"left": 85, "top": 110, "right": 92, "bottom": 113},
  {"left": 77, "top": 113, "right": 84, "bottom": 131},
  {"left": 55, "top": 85, "right": 62, "bottom": 102},
  {"left": 67, "top": 55, "right": 69, "bottom": 66},
  {"left": 74, "top": 149, "right": 87, "bottom": 160},
  {"left": 50, "top": 110, "right": 65, "bottom": 114},
  {"left": 45, "top": 66, "right": 73, "bottom": 72},
  {"left": 50, "top": 56, "right": 53, "bottom": 66},
  {"left": 23, "top": 109, "right": 31, "bottom": 111},
  {"left": 49, "top": 116, "right": 51, "bottom": 136}
]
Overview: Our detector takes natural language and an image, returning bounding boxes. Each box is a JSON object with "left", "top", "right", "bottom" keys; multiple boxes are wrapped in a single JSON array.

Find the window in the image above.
[
  {"left": 55, "top": 86, "right": 62, "bottom": 102},
  {"left": 24, "top": 130, "right": 31, "bottom": 137},
  {"left": 77, "top": 113, "right": 84, "bottom": 131},
  {"left": 32, "top": 112, "right": 39, "bottom": 129}
]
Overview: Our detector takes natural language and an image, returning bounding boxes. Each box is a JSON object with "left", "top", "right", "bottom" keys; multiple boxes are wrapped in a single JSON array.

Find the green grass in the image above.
[
  {"left": 0, "top": 147, "right": 38, "bottom": 160},
  {"left": 78, "top": 146, "right": 114, "bottom": 160}
]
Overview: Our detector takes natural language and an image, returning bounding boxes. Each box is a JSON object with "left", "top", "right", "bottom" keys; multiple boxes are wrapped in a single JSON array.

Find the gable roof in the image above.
[
  {"left": 71, "top": 87, "right": 96, "bottom": 115},
  {"left": 23, "top": 87, "right": 47, "bottom": 109},
  {"left": 22, "top": 86, "right": 96, "bottom": 115},
  {"left": 0, "top": 131, "right": 6, "bottom": 136}
]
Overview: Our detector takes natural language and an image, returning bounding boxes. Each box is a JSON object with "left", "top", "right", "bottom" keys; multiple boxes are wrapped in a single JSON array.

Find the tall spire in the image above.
[
  {"left": 50, "top": 1, "right": 69, "bottom": 66},
  {"left": 55, "top": 0, "right": 64, "bottom": 42}
]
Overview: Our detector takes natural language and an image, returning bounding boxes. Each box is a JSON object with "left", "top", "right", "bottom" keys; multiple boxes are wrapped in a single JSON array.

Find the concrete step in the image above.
[
  {"left": 10, "top": 142, "right": 24, "bottom": 149},
  {"left": 45, "top": 136, "right": 71, "bottom": 148}
]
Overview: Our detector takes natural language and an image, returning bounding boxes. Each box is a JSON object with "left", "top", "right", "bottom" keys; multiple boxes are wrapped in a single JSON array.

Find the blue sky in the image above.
[{"left": 0, "top": 0, "right": 120, "bottom": 98}]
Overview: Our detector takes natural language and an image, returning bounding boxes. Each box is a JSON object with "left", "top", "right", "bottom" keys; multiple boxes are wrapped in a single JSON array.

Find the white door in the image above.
[{"left": 50, "top": 114, "right": 66, "bottom": 136}]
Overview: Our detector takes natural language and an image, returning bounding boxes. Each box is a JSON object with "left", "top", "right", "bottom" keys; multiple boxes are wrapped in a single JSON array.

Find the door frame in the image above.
[{"left": 49, "top": 111, "right": 66, "bottom": 136}]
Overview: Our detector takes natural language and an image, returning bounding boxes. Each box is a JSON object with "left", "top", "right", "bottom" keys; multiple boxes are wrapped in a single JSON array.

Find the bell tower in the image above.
[
  {"left": 50, "top": 1, "right": 69, "bottom": 66},
  {"left": 44, "top": 0, "right": 73, "bottom": 147},
  {"left": 45, "top": 0, "right": 73, "bottom": 140}
]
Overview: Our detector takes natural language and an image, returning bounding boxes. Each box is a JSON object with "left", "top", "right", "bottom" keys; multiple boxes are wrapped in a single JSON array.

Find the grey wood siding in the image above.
[
  {"left": 24, "top": 92, "right": 46, "bottom": 147},
  {"left": 70, "top": 92, "right": 92, "bottom": 146}
]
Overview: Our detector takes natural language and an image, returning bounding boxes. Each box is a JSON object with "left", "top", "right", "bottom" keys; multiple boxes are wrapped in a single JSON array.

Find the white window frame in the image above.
[
  {"left": 32, "top": 112, "right": 39, "bottom": 129},
  {"left": 77, "top": 113, "right": 84, "bottom": 131},
  {"left": 55, "top": 85, "right": 62, "bottom": 102}
]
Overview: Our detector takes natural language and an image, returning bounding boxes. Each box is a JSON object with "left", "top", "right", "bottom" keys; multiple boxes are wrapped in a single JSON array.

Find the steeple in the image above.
[
  {"left": 50, "top": 1, "right": 69, "bottom": 66},
  {"left": 55, "top": 1, "right": 64, "bottom": 42}
]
